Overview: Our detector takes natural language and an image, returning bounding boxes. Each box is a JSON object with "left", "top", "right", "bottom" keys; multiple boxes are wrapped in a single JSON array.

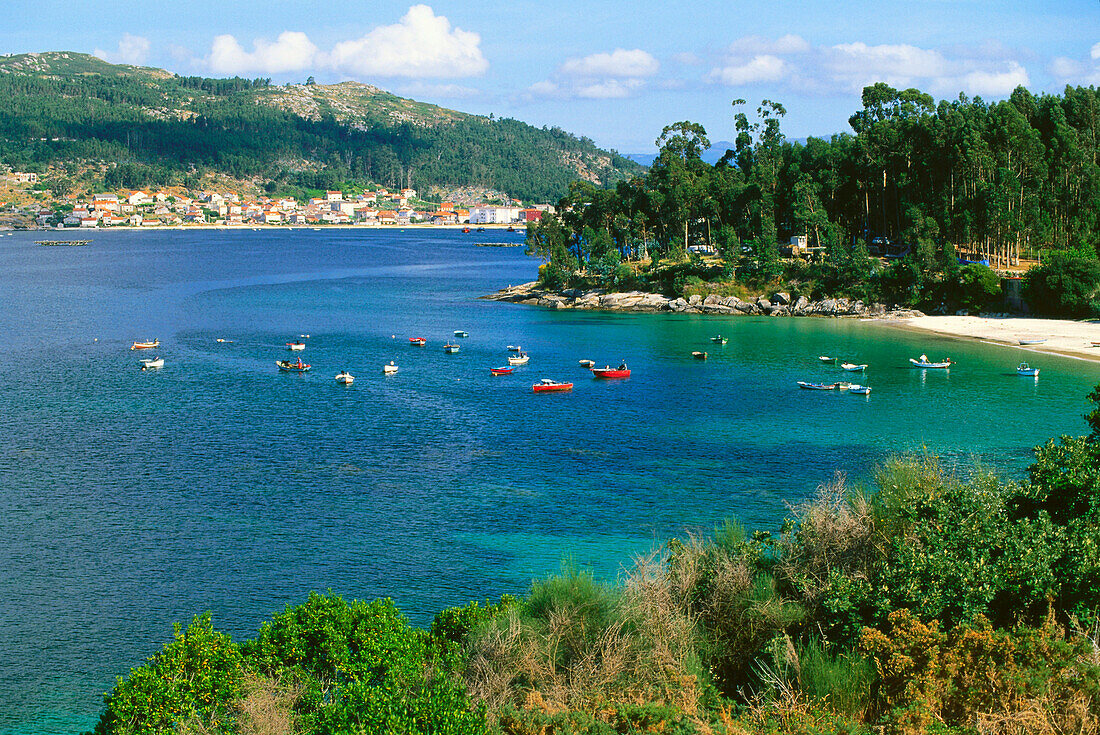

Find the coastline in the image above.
[
  {"left": 13, "top": 222, "right": 521, "bottom": 233},
  {"left": 884, "top": 315, "right": 1100, "bottom": 364}
]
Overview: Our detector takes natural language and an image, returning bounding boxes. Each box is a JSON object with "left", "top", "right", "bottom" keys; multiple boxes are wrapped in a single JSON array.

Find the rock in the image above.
[
  {"left": 702, "top": 304, "right": 735, "bottom": 313},
  {"left": 757, "top": 298, "right": 772, "bottom": 311},
  {"left": 669, "top": 298, "right": 690, "bottom": 312},
  {"left": 956, "top": 309, "right": 969, "bottom": 316},
  {"left": 688, "top": 294, "right": 703, "bottom": 306},
  {"left": 772, "top": 292, "right": 790, "bottom": 305},
  {"left": 721, "top": 296, "right": 744, "bottom": 308},
  {"left": 793, "top": 295, "right": 810, "bottom": 313},
  {"left": 703, "top": 294, "right": 722, "bottom": 305},
  {"left": 766, "top": 305, "right": 789, "bottom": 316}
]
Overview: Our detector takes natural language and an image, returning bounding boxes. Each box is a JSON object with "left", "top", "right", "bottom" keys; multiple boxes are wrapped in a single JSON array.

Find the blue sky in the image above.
[{"left": 6, "top": 0, "right": 1099, "bottom": 153}]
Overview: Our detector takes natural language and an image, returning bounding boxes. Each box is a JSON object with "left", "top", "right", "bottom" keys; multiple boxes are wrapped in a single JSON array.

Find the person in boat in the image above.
[
  {"left": 618, "top": 362, "right": 627, "bottom": 370},
  {"left": 296, "top": 357, "right": 303, "bottom": 368}
]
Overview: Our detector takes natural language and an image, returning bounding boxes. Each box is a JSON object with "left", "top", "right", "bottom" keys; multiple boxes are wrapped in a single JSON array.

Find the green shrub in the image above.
[{"left": 1022, "top": 251, "right": 1100, "bottom": 317}]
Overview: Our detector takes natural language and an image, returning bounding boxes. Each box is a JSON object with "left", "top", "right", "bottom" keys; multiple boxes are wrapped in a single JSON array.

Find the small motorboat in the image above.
[
  {"left": 139, "top": 357, "right": 164, "bottom": 370},
  {"left": 287, "top": 341, "right": 306, "bottom": 351},
  {"left": 1018, "top": 339, "right": 1047, "bottom": 345},
  {"left": 692, "top": 351, "right": 708, "bottom": 359},
  {"left": 818, "top": 355, "right": 836, "bottom": 363},
  {"left": 578, "top": 359, "right": 595, "bottom": 368},
  {"left": 444, "top": 343, "right": 460, "bottom": 353},
  {"left": 848, "top": 385, "right": 872, "bottom": 394},
  {"left": 532, "top": 379, "right": 573, "bottom": 393},
  {"left": 507, "top": 345, "right": 523, "bottom": 352},
  {"left": 1017, "top": 363, "right": 1040, "bottom": 376},
  {"left": 592, "top": 364, "right": 631, "bottom": 379},
  {"left": 454, "top": 330, "right": 469, "bottom": 338},
  {"left": 276, "top": 358, "right": 311, "bottom": 372},
  {"left": 215, "top": 338, "right": 233, "bottom": 343},
  {"left": 798, "top": 381, "right": 838, "bottom": 390},
  {"left": 383, "top": 361, "right": 398, "bottom": 374},
  {"left": 711, "top": 336, "right": 728, "bottom": 344},
  {"left": 840, "top": 363, "right": 867, "bottom": 372},
  {"left": 335, "top": 371, "right": 354, "bottom": 384},
  {"left": 910, "top": 354, "right": 952, "bottom": 369},
  {"left": 131, "top": 339, "right": 159, "bottom": 350},
  {"left": 409, "top": 337, "right": 426, "bottom": 346},
  {"left": 490, "top": 366, "right": 514, "bottom": 375},
  {"left": 507, "top": 353, "right": 530, "bottom": 366},
  {"left": 462, "top": 226, "right": 470, "bottom": 233}
]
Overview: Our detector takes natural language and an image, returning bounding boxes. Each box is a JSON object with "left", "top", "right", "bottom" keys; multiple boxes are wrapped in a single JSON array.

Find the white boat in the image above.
[
  {"left": 910, "top": 354, "right": 951, "bottom": 369},
  {"left": 1018, "top": 339, "right": 1047, "bottom": 345},
  {"left": 578, "top": 359, "right": 595, "bottom": 368},
  {"left": 840, "top": 363, "right": 867, "bottom": 372},
  {"left": 139, "top": 357, "right": 164, "bottom": 369},
  {"left": 507, "top": 353, "right": 530, "bottom": 366},
  {"left": 848, "top": 385, "right": 871, "bottom": 394},
  {"left": 507, "top": 345, "right": 523, "bottom": 352},
  {"left": 444, "top": 344, "right": 460, "bottom": 353},
  {"left": 335, "top": 371, "right": 354, "bottom": 384},
  {"left": 287, "top": 342, "right": 306, "bottom": 351},
  {"left": 797, "top": 381, "right": 838, "bottom": 390},
  {"left": 1016, "top": 363, "right": 1039, "bottom": 376},
  {"left": 383, "top": 362, "right": 399, "bottom": 374},
  {"left": 818, "top": 355, "right": 836, "bottom": 363},
  {"left": 454, "top": 330, "right": 469, "bottom": 338}
]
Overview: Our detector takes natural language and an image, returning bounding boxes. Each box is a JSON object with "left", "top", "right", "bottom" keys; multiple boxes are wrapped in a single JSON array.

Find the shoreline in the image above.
[
  {"left": 9, "top": 222, "right": 523, "bottom": 233},
  {"left": 884, "top": 315, "right": 1100, "bottom": 364}
]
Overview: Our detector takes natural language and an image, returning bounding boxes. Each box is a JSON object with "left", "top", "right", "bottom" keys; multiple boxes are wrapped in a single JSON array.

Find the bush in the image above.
[{"left": 1022, "top": 251, "right": 1100, "bottom": 317}]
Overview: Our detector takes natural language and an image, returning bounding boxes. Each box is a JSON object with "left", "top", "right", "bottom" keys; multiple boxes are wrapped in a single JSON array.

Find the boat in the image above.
[
  {"left": 507, "top": 345, "right": 523, "bottom": 352},
  {"left": 848, "top": 385, "right": 872, "bottom": 394},
  {"left": 335, "top": 371, "right": 354, "bottom": 384},
  {"left": 711, "top": 336, "right": 728, "bottom": 344},
  {"left": 840, "top": 363, "right": 867, "bottom": 372},
  {"left": 910, "top": 354, "right": 952, "bottom": 369},
  {"left": 286, "top": 342, "right": 306, "bottom": 351},
  {"left": 139, "top": 357, "right": 164, "bottom": 370},
  {"left": 462, "top": 226, "right": 470, "bottom": 233},
  {"left": 578, "top": 359, "right": 595, "bottom": 368},
  {"left": 1018, "top": 339, "right": 1047, "bottom": 345},
  {"left": 507, "top": 353, "right": 530, "bottom": 366},
  {"left": 131, "top": 339, "right": 159, "bottom": 350},
  {"left": 409, "top": 337, "right": 426, "bottom": 346},
  {"left": 383, "top": 362, "right": 398, "bottom": 374},
  {"left": 1017, "top": 363, "right": 1040, "bottom": 376},
  {"left": 444, "top": 344, "right": 460, "bottom": 353},
  {"left": 215, "top": 338, "right": 233, "bottom": 343},
  {"left": 692, "top": 351, "right": 708, "bottom": 359},
  {"left": 532, "top": 379, "right": 573, "bottom": 393},
  {"left": 818, "top": 356, "right": 836, "bottom": 363},
  {"left": 276, "top": 358, "right": 311, "bottom": 372},
  {"left": 454, "top": 330, "right": 469, "bottom": 338},
  {"left": 797, "top": 381, "right": 838, "bottom": 390},
  {"left": 591, "top": 364, "right": 631, "bottom": 379},
  {"left": 490, "top": 366, "right": 514, "bottom": 375}
]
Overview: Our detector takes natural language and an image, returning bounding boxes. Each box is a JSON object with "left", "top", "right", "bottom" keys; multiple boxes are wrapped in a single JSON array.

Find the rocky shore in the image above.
[{"left": 483, "top": 281, "right": 925, "bottom": 319}]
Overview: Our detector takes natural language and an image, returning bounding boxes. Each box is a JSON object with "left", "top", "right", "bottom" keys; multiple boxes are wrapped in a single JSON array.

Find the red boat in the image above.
[
  {"left": 490, "top": 366, "right": 514, "bottom": 375},
  {"left": 409, "top": 337, "right": 426, "bottom": 346},
  {"left": 591, "top": 363, "right": 631, "bottom": 378},
  {"left": 131, "top": 338, "right": 159, "bottom": 350},
  {"left": 462, "top": 226, "right": 470, "bottom": 233},
  {"left": 533, "top": 379, "right": 573, "bottom": 393}
]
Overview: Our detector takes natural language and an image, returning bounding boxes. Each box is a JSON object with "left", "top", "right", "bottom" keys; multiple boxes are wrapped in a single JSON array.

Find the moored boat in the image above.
[
  {"left": 692, "top": 351, "right": 708, "bottom": 359},
  {"left": 591, "top": 363, "right": 631, "bottom": 378},
  {"left": 335, "top": 371, "right": 354, "bottom": 384},
  {"left": 139, "top": 357, "right": 164, "bottom": 369},
  {"left": 818, "top": 355, "right": 836, "bottom": 363},
  {"left": 276, "top": 358, "right": 311, "bottom": 372},
  {"left": 711, "top": 335, "right": 728, "bottom": 344},
  {"left": 798, "top": 381, "right": 838, "bottom": 390},
  {"left": 507, "top": 353, "right": 530, "bottom": 366},
  {"left": 848, "top": 385, "right": 872, "bottom": 394},
  {"left": 507, "top": 344, "right": 523, "bottom": 352},
  {"left": 409, "top": 337, "right": 426, "bottom": 346},
  {"left": 1016, "top": 363, "right": 1040, "bottom": 376},
  {"left": 1018, "top": 339, "right": 1047, "bottom": 345},
  {"left": 287, "top": 341, "right": 306, "bottom": 351},
  {"left": 444, "top": 343, "right": 460, "bottom": 353},
  {"left": 490, "top": 366, "right": 514, "bottom": 375},
  {"left": 131, "top": 338, "right": 159, "bottom": 350},
  {"left": 840, "top": 362, "right": 867, "bottom": 372},
  {"left": 383, "top": 361, "right": 398, "bottom": 374},
  {"left": 578, "top": 359, "right": 595, "bottom": 368},
  {"left": 454, "top": 330, "right": 469, "bottom": 338},
  {"left": 910, "top": 354, "right": 952, "bottom": 368},
  {"left": 532, "top": 378, "right": 572, "bottom": 393}
]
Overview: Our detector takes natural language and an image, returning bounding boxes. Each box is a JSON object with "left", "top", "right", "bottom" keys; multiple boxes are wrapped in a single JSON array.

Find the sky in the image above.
[{"left": 5, "top": 0, "right": 1099, "bottom": 153}]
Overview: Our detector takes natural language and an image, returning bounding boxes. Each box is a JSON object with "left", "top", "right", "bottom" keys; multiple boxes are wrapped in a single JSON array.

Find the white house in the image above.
[
  {"left": 326, "top": 190, "right": 343, "bottom": 202},
  {"left": 469, "top": 206, "right": 522, "bottom": 224}
]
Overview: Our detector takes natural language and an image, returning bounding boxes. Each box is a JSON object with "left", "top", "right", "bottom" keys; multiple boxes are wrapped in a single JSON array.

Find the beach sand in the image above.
[{"left": 887, "top": 315, "right": 1100, "bottom": 363}]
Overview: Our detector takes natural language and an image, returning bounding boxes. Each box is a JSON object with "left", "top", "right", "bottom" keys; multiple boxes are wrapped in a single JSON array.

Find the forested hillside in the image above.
[{"left": 0, "top": 52, "right": 639, "bottom": 202}]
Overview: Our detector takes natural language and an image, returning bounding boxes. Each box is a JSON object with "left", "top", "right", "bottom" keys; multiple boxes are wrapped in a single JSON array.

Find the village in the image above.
[{"left": 1, "top": 172, "right": 552, "bottom": 230}]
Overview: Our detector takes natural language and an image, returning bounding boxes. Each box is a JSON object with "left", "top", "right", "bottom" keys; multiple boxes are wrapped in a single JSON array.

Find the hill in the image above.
[{"left": 0, "top": 52, "right": 641, "bottom": 202}]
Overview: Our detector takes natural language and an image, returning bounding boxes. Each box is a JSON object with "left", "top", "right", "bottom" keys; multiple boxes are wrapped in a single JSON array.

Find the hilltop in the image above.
[{"left": 0, "top": 52, "right": 640, "bottom": 202}]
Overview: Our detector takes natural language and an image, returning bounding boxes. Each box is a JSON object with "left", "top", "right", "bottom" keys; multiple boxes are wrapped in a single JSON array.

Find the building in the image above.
[
  {"left": 326, "top": 190, "right": 343, "bottom": 202},
  {"left": 469, "top": 206, "right": 522, "bottom": 224}
]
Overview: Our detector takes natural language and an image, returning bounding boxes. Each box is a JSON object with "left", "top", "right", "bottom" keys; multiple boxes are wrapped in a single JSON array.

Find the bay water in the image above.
[{"left": 1, "top": 228, "right": 1097, "bottom": 733}]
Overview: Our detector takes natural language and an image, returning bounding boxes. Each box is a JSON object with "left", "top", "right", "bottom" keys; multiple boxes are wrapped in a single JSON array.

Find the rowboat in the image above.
[
  {"left": 507, "top": 353, "right": 530, "bottom": 366},
  {"left": 287, "top": 342, "right": 306, "bottom": 351},
  {"left": 490, "top": 366, "right": 514, "bottom": 375},
  {"left": 711, "top": 336, "right": 728, "bottom": 344},
  {"left": 335, "top": 371, "right": 354, "bottom": 384},
  {"left": 507, "top": 345, "right": 523, "bottom": 352},
  {"left": 1017, "top": 363, "right": 1040, "bottom": 376},
  {"left": 818, "top": 355, "right": 836, "bottom": 363},
  {"left": 409, "top": 337, "right": 426, "bottom": 346},
  {"left": 454, "top": 330, "right": 469, "bottom": 338},
  {"left": 1018, "top": 339, "right": 1047, "bottom": 345},
  {"left": 592, "top": 364, "right": 631, "bottom": 378},
  {"left": 383, "top": 362, "right": 398, "bottom": 374},
  {"left": 276, "top": 359, "right": 311, "bottom": 372},
  {"left": 848, "top": 385, "right": 871, "bottom": 394},
  {"left": 131, "top": 339, "right": 159, "bottom": 350},
  {"left": 444, "top": 344, "right": 460, "bottom": 353},
  {"left": 798, "top": 381, "right": 838, "bottom": 390},
  {"left": 533, "top": 379, "right": 573, "bottom": 393},
  {"left": 139, "top": 357, "right": 164, "bottom": 369},
  {"left": 692, "top": 351, "right": 707, "bottom": 359},
  {"left": 910, "top": 354, "right": 951, "bottom": 369},
  {"left": 840, "top": 362, "right": 867, "bottom": 372},
  {"left": 578, "top": 359, "right": 595, "bottom": 368}
]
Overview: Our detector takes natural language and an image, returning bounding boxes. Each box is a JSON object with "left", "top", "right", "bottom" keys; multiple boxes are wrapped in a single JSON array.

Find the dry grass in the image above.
[{"left": 232, "top": 673, "right": 300, "bottom": 735}]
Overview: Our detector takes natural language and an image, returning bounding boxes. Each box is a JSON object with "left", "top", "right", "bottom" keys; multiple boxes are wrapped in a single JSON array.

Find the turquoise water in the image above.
[{"left": 1, "top": 229, "right": 1098, "bottom": 734}]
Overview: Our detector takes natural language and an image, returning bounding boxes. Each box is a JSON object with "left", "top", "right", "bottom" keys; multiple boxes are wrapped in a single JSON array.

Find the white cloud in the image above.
[
  {"left": 726, "top": 34, "right": 810, "bottom": 56},
  {"left": 709, "top": 55, "right": 788, "bottom": 86},
  {"left": 560, "top": 49, "right": 658, "bottom": 78},
  {"left": 526, "top": 80, "right": 562, "bottom": 98},
  {"left": 1050, "top": 44, "right": 1100, "bottom": 86},
  {"left": 209, "top": 31, "right": 318, "bottom": 75},
  {"left": 824, "top": 43, "right": 947, "bottom": 91},
  {"left": 327, "top": 5, "right": 487, "bottom": 78},
  {"left": 962, "top": 62, "right": 1029, "bottom": 96},
  {"left": 94, "top": 34, "right": 151, "bottom": 66},
  {"left": 576, "top": 79, "right": 645, "bottom": 99},
  {"left": 1092, "top": 42, "right": 1100, "bottom": 60}
]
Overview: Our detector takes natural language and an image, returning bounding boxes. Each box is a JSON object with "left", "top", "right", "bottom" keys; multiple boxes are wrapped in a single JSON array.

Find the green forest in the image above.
[
  {"left": 0, "top": 53, "right": 639, "bottom": 202},
  {"left": 91, "top": 385, "right": 1100, "bottom": 734},
  {"left": 527, "top": 84, "right": 1100, "bottom": 317}
]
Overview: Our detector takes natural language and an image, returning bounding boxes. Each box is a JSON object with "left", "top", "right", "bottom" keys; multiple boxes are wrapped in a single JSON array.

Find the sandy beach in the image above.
[{"left": 888, "top": 315, "right": 1100, "bottom": 363}]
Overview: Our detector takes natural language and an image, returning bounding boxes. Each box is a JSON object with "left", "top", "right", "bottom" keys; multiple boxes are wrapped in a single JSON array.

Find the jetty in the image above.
[
  {"left": 36, "top": 240, "right": 90, "bottom": 246},
  {"left": 474, "top": 242, "right": 524, "bottom": 247}
]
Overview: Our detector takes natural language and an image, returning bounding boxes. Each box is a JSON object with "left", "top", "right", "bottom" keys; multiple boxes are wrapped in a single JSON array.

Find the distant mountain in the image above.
[
  {"left": 627, "top": 138, "right": 811, "bottom": 167},
  {"left": 0, "top": 52, "right": 641, "bottom": 201}
]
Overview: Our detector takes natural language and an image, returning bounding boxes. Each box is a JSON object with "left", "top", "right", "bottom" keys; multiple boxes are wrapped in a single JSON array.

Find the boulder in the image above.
[
  {"left": 688, "top": 294, "right": 703, "bottom": 306},
  {"left": 772, "top": 292, "right": 790, "bottom": 305},
  {"left": 793, "top": 295, "right": 810, "bottom": 313},
  {"left": 757, "top": 298, "right": 772, "bottom": 311}
]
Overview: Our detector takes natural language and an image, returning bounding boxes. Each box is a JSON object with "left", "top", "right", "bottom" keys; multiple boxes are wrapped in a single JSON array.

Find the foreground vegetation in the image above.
[
  {"left": 527, "top": 84, "right": 1100, "bottom": 316},
  {"left": 92, "top": 387, "right": 1100, "bottom": 734}
]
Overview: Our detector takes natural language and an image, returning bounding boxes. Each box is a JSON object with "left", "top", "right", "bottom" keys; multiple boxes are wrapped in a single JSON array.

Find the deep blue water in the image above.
[{"left": 1, "top": 228, "right": 1098, "bottom": 734}]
